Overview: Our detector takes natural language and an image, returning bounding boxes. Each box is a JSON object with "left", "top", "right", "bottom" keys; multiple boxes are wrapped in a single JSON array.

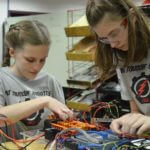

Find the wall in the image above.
[{"left": 0, "top": 0, "right": 8, "bottom": 65}]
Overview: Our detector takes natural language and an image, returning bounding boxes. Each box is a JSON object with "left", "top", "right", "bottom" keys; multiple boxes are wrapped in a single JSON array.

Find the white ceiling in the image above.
[
  {"left": 42, "top": 0, "right": 88, "bottom": 5},
  {"left": 9, "top": 0, "right": 144, "bottom": 12},
  {"left": 9, "top": 0, "right": 88, "bottom": 12}
]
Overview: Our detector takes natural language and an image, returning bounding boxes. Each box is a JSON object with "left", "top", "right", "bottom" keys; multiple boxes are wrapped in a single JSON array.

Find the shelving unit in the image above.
[
  {"left": 64, "top": 10, "right": 117, "bottom": 111},
  {"left": 64, "top": 10, "right": 99, "bottom": 89}
]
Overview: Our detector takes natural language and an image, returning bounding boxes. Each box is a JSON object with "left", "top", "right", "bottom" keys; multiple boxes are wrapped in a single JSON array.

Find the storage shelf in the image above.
[
  {"left": 66, "top": 49, "right": 95, "bottom": 61},
  {"left": 65, "top": 26, "right": 91, "bottom": 37},
  {"left": 66, "top": 35, "right": 96, "bottom": 61},
  {"left": 64, "top": 15, "right": 91, "bottom": 37}
]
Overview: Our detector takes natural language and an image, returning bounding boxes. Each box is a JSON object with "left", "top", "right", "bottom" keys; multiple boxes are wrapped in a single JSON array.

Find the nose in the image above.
[
  {"left": 109, "top": 41, "right": 119, "bottom": 48},
  {"left": 33, "top": 62, "right": 43, "bottom": 72}
]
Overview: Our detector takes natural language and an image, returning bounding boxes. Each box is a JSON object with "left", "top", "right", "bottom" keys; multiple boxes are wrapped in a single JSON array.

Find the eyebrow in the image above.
[{"left": 24, "top": 56, "right": 47, "bottom": 60}]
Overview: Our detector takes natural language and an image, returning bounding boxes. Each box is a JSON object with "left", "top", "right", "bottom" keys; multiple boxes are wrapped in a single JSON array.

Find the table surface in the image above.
[
  {"left": 1, "top": 142, "right": 47, "bottom": 150},
  {"left": 1, "top": 129, "right": 56, "bottom": 150}
]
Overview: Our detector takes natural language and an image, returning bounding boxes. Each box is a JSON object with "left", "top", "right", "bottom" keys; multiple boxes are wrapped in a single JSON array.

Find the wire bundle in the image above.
[{"left": 0, "top": 114, "right": 45, "bottom": 150}]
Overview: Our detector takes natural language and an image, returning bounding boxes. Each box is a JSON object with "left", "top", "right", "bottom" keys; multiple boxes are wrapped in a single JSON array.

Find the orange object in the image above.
[{"left": 50, "top": 120, "right": 96, "bottom": 131}]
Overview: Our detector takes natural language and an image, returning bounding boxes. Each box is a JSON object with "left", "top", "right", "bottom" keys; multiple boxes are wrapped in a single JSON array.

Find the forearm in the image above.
[
  {"left": 129, "top": 99, "right": 140, "bottom": 113},
  {"left": 0, "top": 97, "right": 49, "bottom": 125}
]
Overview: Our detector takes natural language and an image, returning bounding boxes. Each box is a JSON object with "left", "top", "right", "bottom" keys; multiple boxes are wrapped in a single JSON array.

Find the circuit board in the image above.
[
  {"left": 44, "top": 118, "right": 150, "bottom": 150},
  {"left": 56, "top": 130, "right": 150, "bottom": 150}
]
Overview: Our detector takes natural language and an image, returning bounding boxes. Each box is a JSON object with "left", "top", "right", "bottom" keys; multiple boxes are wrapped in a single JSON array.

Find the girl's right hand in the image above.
[
  {"left": 46, "top": 96, "right": 74, "bottom": 121},
  {"left": 110, "top": 113, "right": 150, "bottom": 135}
]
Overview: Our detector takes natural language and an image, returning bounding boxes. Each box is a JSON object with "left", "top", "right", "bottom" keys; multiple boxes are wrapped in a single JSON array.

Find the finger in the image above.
[
  {"left": 64, "top": 114, "right": 69, "bottom": 120},
  {"left": 121, "top": 124, "right": 130, "bottom": 134},
  {"left": 60, "top": 109, "right": 74, "bottom": 120},
  {"left": 129, "top": 119, "right": 144, "bottom": 134},
  {"left": 58, "top": 111, "right": 70, "bottom": 121},
  {"left": 129, "top": 126, "right": 138, "bottom": 135},
  {"left": 137, "top": 124, "right": 150, "bottom": 135},
  {"left": 110, "top": 120, "right": 122, "bottom": 134},
  {"left": 60, "top": 114, "right": 68, "bottom": 121},
  {"left": 62, "top": 109, "right": 74, "bottom": 119},
  {"left": 120, "top": 114, "right": 140, "bottom": 134}
]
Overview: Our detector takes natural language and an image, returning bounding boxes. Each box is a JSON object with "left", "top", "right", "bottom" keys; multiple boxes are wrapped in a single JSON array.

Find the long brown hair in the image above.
[
  {"left": 86, "top": 0, "right": 150, "bottom": 81},
  {"left": 3, "top": 20, "right": 51, "bottom": 66}
]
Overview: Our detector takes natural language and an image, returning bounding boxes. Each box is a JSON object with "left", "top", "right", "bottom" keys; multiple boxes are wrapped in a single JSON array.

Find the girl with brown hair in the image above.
[{"left": 86, "top": 0, "right": 150, "bottom": 135}]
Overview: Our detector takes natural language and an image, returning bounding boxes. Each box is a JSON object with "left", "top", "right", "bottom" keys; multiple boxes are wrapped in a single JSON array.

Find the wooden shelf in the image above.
[
  {"left": 65, "top": 26, "right": 91, "bottom": 37},
  {"left": 66, "top": 35, "right": 96, "bottom": 61},
  {"left": 64, "top": 15, "right": 92, "bottom": 37}
]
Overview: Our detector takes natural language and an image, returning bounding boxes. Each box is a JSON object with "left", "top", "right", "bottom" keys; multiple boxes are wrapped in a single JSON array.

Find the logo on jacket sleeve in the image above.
[{"left": 131, "top": 72, "right": 150, "bottom": 104}]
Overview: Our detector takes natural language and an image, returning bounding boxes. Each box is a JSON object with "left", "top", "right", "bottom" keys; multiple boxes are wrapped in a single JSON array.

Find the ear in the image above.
[{"left": 9, "top": 48, "right": 16, "bottom": 57}]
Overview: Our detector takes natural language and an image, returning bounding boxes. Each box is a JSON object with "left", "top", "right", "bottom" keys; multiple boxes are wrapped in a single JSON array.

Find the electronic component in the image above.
[
  {"left": 44, "top": 119, "right": 97, "bottom": 141},
  {"left": 56, "top": 130, "right": 121, "bottom": 150},
  {"left": 44, "top": 119, "right": 96, "bottom": 131},
  {"left": 44, "top": 117, "right": 150, "bottom": 150},
  {"left": 56, "top": 130, "right": 150, "bottom": 150}
]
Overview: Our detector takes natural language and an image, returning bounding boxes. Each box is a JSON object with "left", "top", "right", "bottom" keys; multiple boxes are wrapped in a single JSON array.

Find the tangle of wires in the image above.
[
  {"left": 0, "top": 114, "right": 45, "bottom": 150},
  {"left": 78, "top": 100, "right": 120, "bottom": 130}
]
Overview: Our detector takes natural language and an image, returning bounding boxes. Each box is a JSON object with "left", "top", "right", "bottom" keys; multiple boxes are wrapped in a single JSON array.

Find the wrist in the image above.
[
  {"left": 40, "top": 96, "right": 50, "bottom": 108},
  {"left": 131, "top": 110, "right": 140, "bottom": 113}
]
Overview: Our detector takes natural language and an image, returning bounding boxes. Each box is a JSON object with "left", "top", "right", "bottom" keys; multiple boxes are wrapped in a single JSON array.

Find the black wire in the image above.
[
  {"left": 44, "top": 140, "right": 51, "bottom": 150},
  {"left": 0, "top": 143, "right": 10, "bottom": 150},
  {"left": 19, "top": 140, "right": 35, "bottom": 150},
  {"left": 0, "top": 139, "right": 40, "bottom": 150},
  {"left": 19, "top": 134, "right": 44, "bottom": 150},
  {"left": 0, "top": 143, "right": 24, "bottom": 150},
  {"left": 0, "top": 138, "right": 38, "bottom": 150}
]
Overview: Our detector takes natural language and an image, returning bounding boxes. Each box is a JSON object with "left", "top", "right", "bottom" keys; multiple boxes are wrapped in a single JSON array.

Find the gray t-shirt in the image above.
[
  {"left": 0, "top": 67, "right": 65, "bottom": 139},
  {"left": 116, "top": 52, "right": 150, "bottom": 115}
]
